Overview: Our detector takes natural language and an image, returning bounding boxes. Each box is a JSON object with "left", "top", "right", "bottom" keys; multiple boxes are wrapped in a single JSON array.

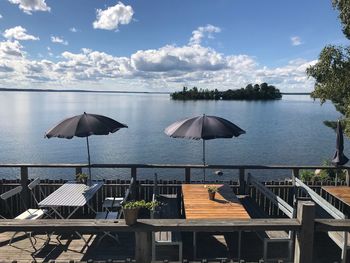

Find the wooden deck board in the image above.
[
  {"left": 322, "top": 186, "right": 350, "bottom": 207},
  {"left": 0, "top": 231, "right": 134, "bottom": 262},
  {"left": 182, "top": 184, "right": 250, "bottom": 220}
]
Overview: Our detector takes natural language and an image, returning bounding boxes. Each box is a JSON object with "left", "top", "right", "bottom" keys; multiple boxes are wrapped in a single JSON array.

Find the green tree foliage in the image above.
[
  {"left": 171, "top": 83, "right": 282, "bottom": 100},
  {"left": 333, "top": 0, "right": 350, "bottom": 39},
  {"left": 306, "top": 0, "right": 350, "bottom": 136}
]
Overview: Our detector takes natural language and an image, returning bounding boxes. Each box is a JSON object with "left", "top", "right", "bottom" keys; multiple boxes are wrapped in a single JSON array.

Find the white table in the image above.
[
  {"left": 39, "top": 181, "right": 103, "bottom": 219},
  {"left": 38, "top": 181, "right": 103, "bottom": 245}
]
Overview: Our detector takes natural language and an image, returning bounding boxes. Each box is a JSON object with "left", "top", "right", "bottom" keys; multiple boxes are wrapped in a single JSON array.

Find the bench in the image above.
[
  {"left": 245, "top": 174, "right": 293, "bottom": 262},
  {"left": 295, "top": 178, "right": 349, "bottom": 263},
  {"left": 151, "top": 174, "right": 182, "bottom": 262}
]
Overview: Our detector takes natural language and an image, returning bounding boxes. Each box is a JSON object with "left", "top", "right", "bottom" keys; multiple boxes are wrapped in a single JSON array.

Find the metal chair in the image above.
[
  {"left": 94, "top": 179, "right": 135, "bottom": 245},
  {"left": 0, "top": 185, "right": 47, "bottom": 251},
  {"left": 102, "top": 177, "right": 136, "bottom": 212}
]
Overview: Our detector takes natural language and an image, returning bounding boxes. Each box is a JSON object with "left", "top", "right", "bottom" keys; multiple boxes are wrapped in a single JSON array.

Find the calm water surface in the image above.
[{"left": 0, "top": 92, "right": 346, "bottom": 181}]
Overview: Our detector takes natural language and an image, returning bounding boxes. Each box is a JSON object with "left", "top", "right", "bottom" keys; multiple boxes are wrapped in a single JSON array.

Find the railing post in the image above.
[
  {"left": 346, "top": 169, "right": 350, "bottom": 186},
  {"left": 20, "top": 166, "right": 29, "bottom": 209},
  {"left": 75, "top": 167, "right": 82, "bottom": 175},
  {"left": 294, "top": 201, "right": 315, "bottom": 263},
  {"left": 131, "top": 167, "right": 137, "bottom": 181},
  {"left": 292, "top": 168, "right": 299, "bottom": 213},
  {"left": 185, "top": 167, "right": 191, "bottom": 183},
  {"left": 239, "top": 168, "right": 245, "bottom": 194},
  {"left": 135, "top": 231, "right": 151, "bottom": 263}
]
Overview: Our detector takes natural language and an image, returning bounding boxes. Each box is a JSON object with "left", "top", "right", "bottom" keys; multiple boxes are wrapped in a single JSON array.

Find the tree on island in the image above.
[
  {"left": 171, "top": 83, "right": 282, "bottom": 100},
  {"left": 306, "top": 0, "right": 350, "bottom": 136}
]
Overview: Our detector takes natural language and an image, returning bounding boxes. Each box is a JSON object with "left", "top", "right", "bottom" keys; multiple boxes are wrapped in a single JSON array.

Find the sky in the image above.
[{"left": 0, "top": 0, "right": 348, "bottom": 92}]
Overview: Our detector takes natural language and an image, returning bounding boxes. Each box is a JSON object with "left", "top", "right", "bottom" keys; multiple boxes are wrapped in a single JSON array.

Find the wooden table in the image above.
[
  {"left": 182, "top": 184, "right": 250, "bottom": 259},
  {"left": 322, "top": 186, "right": 350, "bottom": 213}
]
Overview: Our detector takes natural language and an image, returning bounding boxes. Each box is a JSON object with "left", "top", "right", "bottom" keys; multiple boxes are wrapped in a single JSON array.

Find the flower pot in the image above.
[
  {"left": 123, "top": 208, "right": 140, "bottom": 225},
  {"left": 208, "top": 191, "right": 215, "bottom": 200}
]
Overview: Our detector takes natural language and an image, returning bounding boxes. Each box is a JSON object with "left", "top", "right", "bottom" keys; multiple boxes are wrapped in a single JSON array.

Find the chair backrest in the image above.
[
  {"left": 0, "top": 186, "right": 22, "bottom": 200},
  {"left": 28, "top": 178, "right": 40, "bottom": 191},
  {"left": 28, "top": 178, "right": 45, "bottom": 206},
  {"left": 0, "top": 186, "right": 23, "bottom": 218}
]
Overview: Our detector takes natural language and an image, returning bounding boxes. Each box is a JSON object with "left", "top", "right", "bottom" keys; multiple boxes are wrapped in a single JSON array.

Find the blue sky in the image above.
[{"left": 0, "top": 0, "right": 348, "bottom": 92}]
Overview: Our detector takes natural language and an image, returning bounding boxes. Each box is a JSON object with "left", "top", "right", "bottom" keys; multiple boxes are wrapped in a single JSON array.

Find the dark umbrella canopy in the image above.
[
  {"left": 45, "top": 112, "right": 127, "bottom": 182},
  {"left": 165, "top": 114, "right": 245, "bottom": 181},
  {"left": 164, "top": 115, "right": 245, "bottom": 140},
  {"left": 332, "top": 120, "right": 349, "bottom": 166},
  {"left": 45, "top": 112, "right": 127, "bottom": 139}
]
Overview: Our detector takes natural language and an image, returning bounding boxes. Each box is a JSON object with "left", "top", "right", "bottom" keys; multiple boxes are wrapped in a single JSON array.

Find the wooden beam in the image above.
[
  {"left": 0, "top": 219, "right": 301, "bottom": 233},
  {"left": 239, "top": 168, "right": 245, "bottom": 194},
  {"left": 75, "top": 167, "right": 82, "bottom": 175},
  {"left": 294, "top": 201, "right": 315, "bottom": 263},
  {"left": 185, "top": 167, "right": 191, "bottom": 183},
  {"left": 131, "top": 167, "right": 137, "bottom": 181},
  {"left": 20, "top": 166, "right": 29, "bottom": 210},
  {"left": 135, "top": 232, "right": 151, "bottom": 263},
  {"left": 315, "top": 219, "right": 350, "bottom": 232}
]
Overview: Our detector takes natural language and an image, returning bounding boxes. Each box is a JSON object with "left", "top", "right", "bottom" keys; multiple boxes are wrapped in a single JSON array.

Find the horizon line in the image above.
[{"left": 0, "top": 88, "right": 311, "bottom": 95}]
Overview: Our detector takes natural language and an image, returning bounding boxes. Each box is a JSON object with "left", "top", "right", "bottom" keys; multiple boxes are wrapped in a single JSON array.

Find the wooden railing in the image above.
[
  {"left": 1, "top": 202, "right": 350, "bottom": 263},
  {"left": 0, "top": 163, "right": 349, "bottom": 218}
]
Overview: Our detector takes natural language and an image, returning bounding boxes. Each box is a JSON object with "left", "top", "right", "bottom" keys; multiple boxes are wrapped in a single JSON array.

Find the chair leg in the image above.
[
  {"left": 9, "top": 232, "right": 17, "bottom": 246},
  {"left": 27, "top": 232, "right": 37, "bottom": 252}
]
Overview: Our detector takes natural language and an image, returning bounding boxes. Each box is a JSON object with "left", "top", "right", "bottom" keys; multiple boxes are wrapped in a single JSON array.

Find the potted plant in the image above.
[
  {"left": 205, "top": 185, "right": 218, "bottom": 200},
  {"left": 122, "top": 200, "right": 159, "bottom": 226},
  {"left": 76, "top": 173, "right": 88, "bottom": 184}
]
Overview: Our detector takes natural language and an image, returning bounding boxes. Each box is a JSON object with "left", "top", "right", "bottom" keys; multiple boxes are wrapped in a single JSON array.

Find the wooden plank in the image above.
[
  {"left": 322, "top": 186, "right": 350, "bottom": 208},
  {"left": 0, "top": 219, "right": 300, "bottom": 232},
  {"left": 182, "top": 184, "right": 250, "bottom": 220},
  {"left": 294, "top": 201, "right": 315, "bottom": 263},
  {"left": 135, "top": 232, "right": 151, "bottom": 263},
  {"left": 315, "top": 219, "right": 350, "bottom": 232},
  {"left": 297, "top": 180, "right": 345, "bottom": 219},
  {"left": 249, "top": 175, "right": 293, "bottom": 218}
]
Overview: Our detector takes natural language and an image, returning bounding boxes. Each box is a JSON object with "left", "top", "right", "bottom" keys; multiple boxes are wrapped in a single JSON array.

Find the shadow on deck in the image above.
[{"left": 0, "top": 230, "right": 344, "bottom": 262}]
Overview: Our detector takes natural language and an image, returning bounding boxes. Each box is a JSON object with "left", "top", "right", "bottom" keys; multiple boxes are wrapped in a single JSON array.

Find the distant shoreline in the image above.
[{"left": 0, "top": 88, "right": 310, "bottom": 95}]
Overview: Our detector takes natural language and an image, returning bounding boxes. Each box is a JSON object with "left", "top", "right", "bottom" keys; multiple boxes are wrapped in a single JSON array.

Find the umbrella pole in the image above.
[
  {"left": 203, "top": 140, "right": 206, "bottom": 182},
  {"left": 86, "top": 137, "right": 92, "bottom": 184}
]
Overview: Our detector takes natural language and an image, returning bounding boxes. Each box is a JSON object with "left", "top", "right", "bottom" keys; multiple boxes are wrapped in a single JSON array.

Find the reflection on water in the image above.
[{"left": 0, "top": 92, "right": 346, "bottom": 181}]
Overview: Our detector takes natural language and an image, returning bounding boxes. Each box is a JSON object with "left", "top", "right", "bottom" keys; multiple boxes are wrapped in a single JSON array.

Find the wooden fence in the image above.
[{"left": 0, "top": 163, "right": 349, "bottom": 218}]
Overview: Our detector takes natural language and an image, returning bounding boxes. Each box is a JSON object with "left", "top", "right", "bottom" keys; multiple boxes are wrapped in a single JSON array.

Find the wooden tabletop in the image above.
[
  {"left": 182, "top": 184, "right": 250, "bottom": 219},
  {"left": 322, "top": 186, "right": 350, "bottom": 207}
]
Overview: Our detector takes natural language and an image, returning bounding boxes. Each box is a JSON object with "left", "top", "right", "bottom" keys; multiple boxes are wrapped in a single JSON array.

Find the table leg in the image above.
[
  {"left": 238, "top": 231, "right": 242, "bottom": 261},
  {"left": 193, "top": 232, "right": 197, "bottom": 260}
]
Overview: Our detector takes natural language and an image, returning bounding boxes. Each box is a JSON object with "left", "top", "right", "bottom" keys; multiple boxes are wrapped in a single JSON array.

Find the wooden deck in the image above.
[
  {"left": 0, "top": 231, "right": 135, "bottom": 262},
  {"left": 322, "top": 186, "right": 350, "bottom": 208},
  {"left": 182, "top": 184, "right": 250, "bottom": 219},
  {"left": 0, "top": 230, "right": 343, "bottom": 262}
]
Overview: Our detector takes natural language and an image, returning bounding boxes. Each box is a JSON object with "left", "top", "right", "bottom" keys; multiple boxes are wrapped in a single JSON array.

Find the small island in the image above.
[{"left": 171, "top": 83, "right": 282, "bottom": 100}]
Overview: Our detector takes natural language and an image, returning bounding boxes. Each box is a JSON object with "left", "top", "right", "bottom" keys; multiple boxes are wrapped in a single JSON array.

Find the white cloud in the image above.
[
  {"left": 131, "top": 45, "right": 226, "bottom": 72},
  {"left": 3, "top": 26, "right": 39, "bottom": 41},
  {"left": 70, "top": 27, "right": 78, "bottom": 33},
  {"left": 189, "top": 24, "right": 221, "bottom": 45},
  {"left": 51, "top": 36, "right": 68, "bottom": 45},
  {"left": 0, "top": 26, "right": 317, "bottom": 92},
  {"left": 0, "top": 14, "right": 3, "bottom": 19},
  {"left": 291, "top": 36, "right": 302, "bottom": 46},
  {"left": 8, "top": 0, "right": 50, "bottom": 15},
  {"left": 93, "top": 2, "right": 134, "bottom": 30}
]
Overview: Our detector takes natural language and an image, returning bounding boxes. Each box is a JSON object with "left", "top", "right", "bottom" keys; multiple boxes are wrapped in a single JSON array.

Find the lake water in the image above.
[{"left": 0, "top": 91, "right": 346, "bottom": 181}]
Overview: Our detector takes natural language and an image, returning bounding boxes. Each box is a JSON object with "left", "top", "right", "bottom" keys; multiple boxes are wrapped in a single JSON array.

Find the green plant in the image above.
[
  {"left": 122, "top": 200, "right": 160, "bottom": 210},
  {"left": 76, "top": 173, "right": 88, "bottom": 183},
  {"left": 300, "top": 170, "right": 315, "bottom": 182},
  {"left": 205, "top": 185, "right": 218, "bottom": 193}
]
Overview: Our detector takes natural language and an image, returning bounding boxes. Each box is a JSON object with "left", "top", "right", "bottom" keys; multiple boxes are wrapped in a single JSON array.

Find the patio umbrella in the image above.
[
  {"left": 45, "top": 112, "right": 128, "bottom": 182},
  {"left": 164, "top": 114, "right": 245, "bottom": 181},
  {"left": 332, "top": 120, "right": 349, "bottom": 166},
  {"left": 331, "top": 120, "right": 348, "bottom": 184}
]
